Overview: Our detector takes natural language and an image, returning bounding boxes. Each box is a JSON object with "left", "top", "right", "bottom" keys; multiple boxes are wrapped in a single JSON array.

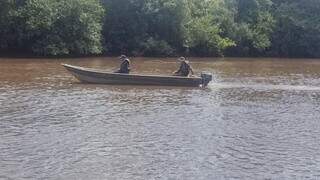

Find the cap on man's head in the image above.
[
  {"left": 178, "top": 56, "right": 189, "bottom": 63},
  {"left": 119, "top": 55, "right": 127, "bottom": 59},
  {"left": 178, "top": 57, "right": 186, "bottom": 61}
]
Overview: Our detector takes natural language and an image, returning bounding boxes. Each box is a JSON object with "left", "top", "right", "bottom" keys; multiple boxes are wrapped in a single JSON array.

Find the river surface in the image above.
[{"left": 1, "top": 57, "right": 320, "bottom": 180}]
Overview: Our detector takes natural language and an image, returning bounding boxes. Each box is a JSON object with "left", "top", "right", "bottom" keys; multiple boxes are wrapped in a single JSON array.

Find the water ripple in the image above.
[{"left": 1, "top": 58, "right": 320, "bottom": 179}]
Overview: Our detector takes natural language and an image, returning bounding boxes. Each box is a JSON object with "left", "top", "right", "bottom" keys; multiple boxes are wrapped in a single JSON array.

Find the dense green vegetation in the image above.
[
  {"left": 0, "top": 0, "right": 320, "bottom": 57},
  {"left": 0, "top": 0, "right": 104, "bottom": 55}
]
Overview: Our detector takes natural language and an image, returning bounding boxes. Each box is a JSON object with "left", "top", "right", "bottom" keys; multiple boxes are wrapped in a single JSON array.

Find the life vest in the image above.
[
  {"left": 179, "top": 61, "right": 191, "bottom": 76},
  {"left": 119, "top": 58, "right": 130, "bottom": 73}
]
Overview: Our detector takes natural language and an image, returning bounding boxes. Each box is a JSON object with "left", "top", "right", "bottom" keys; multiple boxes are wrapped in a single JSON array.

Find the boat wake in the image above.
[{"left": 209, "top": 83, "right": 320, "bottom": 91}]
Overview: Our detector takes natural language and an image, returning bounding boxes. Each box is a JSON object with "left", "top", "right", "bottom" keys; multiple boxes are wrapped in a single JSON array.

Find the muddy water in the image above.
[{"left": 1, "top": 57, "right": 320, "bottom": 179}]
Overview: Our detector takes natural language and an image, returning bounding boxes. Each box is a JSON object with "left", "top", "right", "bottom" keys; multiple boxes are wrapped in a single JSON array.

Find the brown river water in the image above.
[{"left": 1, "top": 57, "right": 320, "bottom": 179}]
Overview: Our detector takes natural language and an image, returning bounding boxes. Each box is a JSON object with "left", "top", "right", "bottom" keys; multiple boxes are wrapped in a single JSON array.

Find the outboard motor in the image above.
[{"left": 201, "top": 72, "right": 212, "bottom": 87}]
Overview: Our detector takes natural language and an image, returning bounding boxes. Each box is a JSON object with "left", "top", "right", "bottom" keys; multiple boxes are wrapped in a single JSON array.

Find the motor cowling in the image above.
[{"left": 201, "top": 72, "right": 212, "bottom": 87}]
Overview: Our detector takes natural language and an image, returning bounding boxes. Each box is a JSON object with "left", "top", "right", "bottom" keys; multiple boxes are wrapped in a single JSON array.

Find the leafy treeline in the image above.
[{"left": 0, "top": 0, "right": 320, "bottom": 57}]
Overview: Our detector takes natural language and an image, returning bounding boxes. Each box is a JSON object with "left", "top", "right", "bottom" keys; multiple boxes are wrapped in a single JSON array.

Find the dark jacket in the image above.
[
  {"left": 174, "top": 61, "right": 194, "bottom": 77},
  {"left": 115, "top": 58, "right": 130, "bottom": 73}
]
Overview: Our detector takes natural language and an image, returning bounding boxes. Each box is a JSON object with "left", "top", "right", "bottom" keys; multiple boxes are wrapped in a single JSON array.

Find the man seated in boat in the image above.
[
  {"left": 173, "top": 57, "right": 194, "bottom": 77},
  {"left": 115, "top": 55, "right": 131, "bottom": 74}
]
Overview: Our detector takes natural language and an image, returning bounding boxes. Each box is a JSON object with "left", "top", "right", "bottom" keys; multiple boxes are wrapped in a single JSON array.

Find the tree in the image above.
[
  {"left": 270, "top": 0, "right": 320, "bottom": 57},
  {"left": 0, "top": 0, "right": 20, "bottom": 50},
  {"left": 1, "top": 0, "right": 320, "bottom": 58},
  {"left": 224, "top": 0, "right": 275, "bottom": 56},
  {"left": 102, "top": 0, "right": 149, "bottom": 55},
  {"left": 102, "top": 0, "right": 186, "bottom": 56},
  {"left": 18, "top": 0, "right": 105, "bottom": 55},
  {"left": 143, "top": 0, "right": 186, "bottom": 53},
  {"left": 184, "top": 0, "right": 235, "bottom": 56}
]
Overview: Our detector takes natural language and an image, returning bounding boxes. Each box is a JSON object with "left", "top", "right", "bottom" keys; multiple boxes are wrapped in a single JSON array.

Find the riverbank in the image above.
[{"left": 1, "top": 51, "right": 319, "bottom": 60}]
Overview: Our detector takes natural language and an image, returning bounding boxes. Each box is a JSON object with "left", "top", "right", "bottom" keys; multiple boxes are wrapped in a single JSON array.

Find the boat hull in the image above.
[{"left": 62, "top": 64, "right": 211, "bottom": 87}]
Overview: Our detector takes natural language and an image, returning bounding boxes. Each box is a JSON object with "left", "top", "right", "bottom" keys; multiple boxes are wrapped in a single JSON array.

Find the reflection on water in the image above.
[{"left": 1, "top": 57, "right": 320, "bottom": 179}]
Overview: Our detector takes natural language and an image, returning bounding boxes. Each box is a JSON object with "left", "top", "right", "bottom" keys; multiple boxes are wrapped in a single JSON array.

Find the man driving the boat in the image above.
[
  {"left": 115, "top": 55, "right": 131, "bottom": 74},
  {"left": 173, "top": 57, "right": 194, "bottom": 77}
]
